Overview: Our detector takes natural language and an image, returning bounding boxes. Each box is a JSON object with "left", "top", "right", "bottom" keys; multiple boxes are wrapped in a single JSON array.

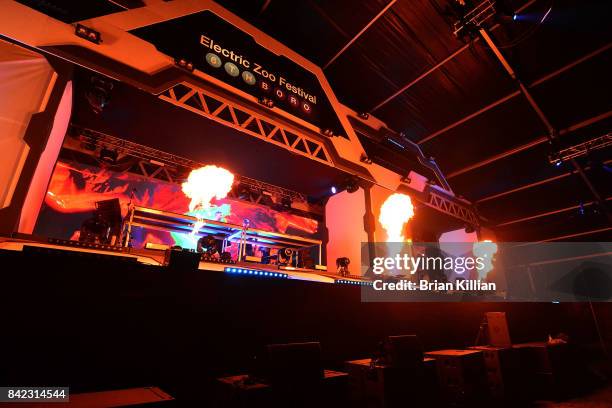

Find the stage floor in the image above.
[{"left": 0, "top": 236, "right": 366, "bottom": 285}]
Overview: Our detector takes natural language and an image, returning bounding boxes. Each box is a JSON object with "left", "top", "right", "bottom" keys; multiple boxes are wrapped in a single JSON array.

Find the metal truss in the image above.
[
  {"left": 549, "top": 133, "right": 612, "bottom": 164},
  {"left": 159, "top": 82, "right": 333, "bottom": 166},
  {"left": 425, "top": 190, "right": 481, "bottom": 226},
  {"left": 69, "top": 125, "right": 307, "bottom": 203},
  {"left": 453, "top": 0, "right": 496, "bottom": 36},
  {"left": 236, "top": 176, "right": 307, "bottom": 203}
]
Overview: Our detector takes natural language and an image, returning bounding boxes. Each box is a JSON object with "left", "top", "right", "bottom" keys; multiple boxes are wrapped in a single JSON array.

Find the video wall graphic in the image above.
[{"left": 34, "top": 161, "right": 320, "bottom": 251}]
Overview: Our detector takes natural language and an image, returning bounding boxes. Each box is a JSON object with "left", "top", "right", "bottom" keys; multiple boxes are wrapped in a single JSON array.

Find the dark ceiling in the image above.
[
  {"left": 214, "top": 0, "right": 612, "bottom": 242},
  {"left": 16, "top": 0, "right": 612, "bottom": 242}
]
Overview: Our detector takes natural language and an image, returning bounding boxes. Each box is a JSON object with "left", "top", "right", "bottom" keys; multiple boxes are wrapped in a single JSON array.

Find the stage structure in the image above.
[{"left": 0, "top": 0, "right": 484, "bottom": 279}]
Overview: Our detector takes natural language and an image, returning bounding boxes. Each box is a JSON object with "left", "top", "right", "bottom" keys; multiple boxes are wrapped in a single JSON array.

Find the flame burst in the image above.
[
  {"left": 379, "top": 193, "right": 414, "bottom": 242},
  {"left": 182, "top": 165, "right": 234, "bottom": 234}
]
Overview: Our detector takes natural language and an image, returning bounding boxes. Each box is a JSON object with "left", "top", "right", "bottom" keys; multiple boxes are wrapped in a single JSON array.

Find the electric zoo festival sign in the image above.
[{"left": 131, "top": 10, "right": 345, "bottom": 136}]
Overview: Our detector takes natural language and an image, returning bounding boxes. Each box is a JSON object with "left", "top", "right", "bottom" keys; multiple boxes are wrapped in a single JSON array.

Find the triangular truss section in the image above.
[
  {"left": 426, "top": 191, "right": 480, "bottom": 226},
  {"left": 159, "top": 82, "right": 332, "bottom": 166}
]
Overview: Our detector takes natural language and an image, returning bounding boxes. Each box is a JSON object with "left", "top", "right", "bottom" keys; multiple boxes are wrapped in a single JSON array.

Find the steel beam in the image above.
[
  {"left": 537, "top": 227, "right": 612, "bottom": 242},
  {"left": 418, "top": 41, "right": 611, "bottom": 145},
  {"left": 475, "top": 159, "right": 611, "bottom": 203},
  {"left": 323, "top": 0, "right": 397, "bottom": 69},
  {"left": 496, "top": 196, "right": 611, "bottom": 228},
  {"left": 447, "top": 107, "right": 612, "bottom": 179}
]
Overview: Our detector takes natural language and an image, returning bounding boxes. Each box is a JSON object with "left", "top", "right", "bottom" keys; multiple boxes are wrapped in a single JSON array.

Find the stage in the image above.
[{"left": 0, "top": 235, "right": 372, "bottom": 286}]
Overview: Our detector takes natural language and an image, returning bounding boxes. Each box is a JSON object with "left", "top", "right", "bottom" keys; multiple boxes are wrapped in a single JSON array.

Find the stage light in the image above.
[
  {"left": 85, "top": 76, "right": 113, "bottom": 114},
  {"left": 360, "top": 154, "right": 373, "bottom": 165},
  {"left": 277, "top": 248, "right": 294, "bottom": 266},
  {"left": 336, "top": 257, "right": 350, "bottom": 276},
  {"left": 512, "top": 14, "right": 518, "bottom": 21},
  {"left": 330, "top": 186, "right": 337, "bottom": 194},
  {"left": 321, "top": 128, "right": 334, "bottom": 137},
  {"left": 75, "top": 24, "right": 101, "bottom": 44},
  {"left": 258, "top": 96, "right": 275, "bottom": 108},
  {"left": 99, "top": 148, "right": 118, "bottom": 164},
  {"left": 281, "top": 196, "right": 292, "bottom": 209},
  {"left": 224, "top": 267, "right": 288, "bottom": 279},
  {"left": 358, "top": 112, "right": 370, "bottom": 120},
  {"left": 345, "top": 177, "right": 359, "bottom": 193},
  {"left": 174, "top": 58, "right": 194, "bottom": 72}
]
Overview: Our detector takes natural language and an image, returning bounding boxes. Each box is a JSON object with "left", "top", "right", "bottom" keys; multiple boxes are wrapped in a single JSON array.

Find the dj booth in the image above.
[{"left": 125, "top": 205, "right": 323, "bottom": 265}]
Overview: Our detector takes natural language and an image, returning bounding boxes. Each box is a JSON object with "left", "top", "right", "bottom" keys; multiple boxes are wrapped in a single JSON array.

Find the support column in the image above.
[{"left": 0, "top": 41, "right": 72, "bottom": 235}]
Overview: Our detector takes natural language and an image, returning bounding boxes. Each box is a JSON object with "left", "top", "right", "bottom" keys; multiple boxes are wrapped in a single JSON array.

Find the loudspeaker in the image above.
[{"left": 163, "top": 249, "right": 201, "bottom": 270}]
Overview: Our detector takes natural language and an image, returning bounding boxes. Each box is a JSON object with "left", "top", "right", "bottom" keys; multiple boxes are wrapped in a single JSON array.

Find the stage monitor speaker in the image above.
[
  {"left": 486, "top": 312, "right": 512, "bottom": 347},
  {"left": 384, "top": 334, "right": 424, "bottom": 369},
  {"left": 265, "top": 342, "right": 324, "bottom": 386},
  {"left": 163, "top": 248, "right": 201, "bottom": 271}
]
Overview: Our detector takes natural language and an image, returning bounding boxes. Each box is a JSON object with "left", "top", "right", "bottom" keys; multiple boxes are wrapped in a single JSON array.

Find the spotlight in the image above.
[
  {"left": 197, "top": 234, "right": 219, "bottom": 255},
  {"left": 512, "top": 13, "right": 518, "bottom": 21},
  {"left": 321, "top": 128, "right": 334, "bottom": 137},
  {"left": 336, "top": 257, "right": 350, "bottom": 277},
  {"left": 85, "top": 76, "right": 113, "bottom": 114},
  {"left": 345, "top": 177, "right": 359, "bottom": 193},
  {"left": 547, "top": 151, "right": 562, "bottom": 167},
  {"left": 358, "top": 112, "right": 370, "bottom": 120},
  {"left": 220, "top": 251, "right": 232, "bottom": 262},
  {"left": 360, "top": 154, "right": 373, "bottom": 165},
  {"left": 400, "top": 176, "right": 411, "bottom": 184},
  {"left": 174, "top": 58, "right": 194, "bottom": 72},
  {"left": 258, "top": 96, "right": 275, "bottom": 108},
  {"left": 277, "top": 248, "right": 294, "bottom": 266},
  {"left": 99, "top": 148, "right": 118, "bottom": 164},
  {"left": 281, "top": 196, "right": 292, "bottom": 209},
  {"left": 330, "top": 186, "right": 337, "bottom": 194},
  {"left": 238, "top": 186, "right": 252, "bottom": 201},
  {"left": 75, "top": 24, "right": 101, "bottom": 44}
]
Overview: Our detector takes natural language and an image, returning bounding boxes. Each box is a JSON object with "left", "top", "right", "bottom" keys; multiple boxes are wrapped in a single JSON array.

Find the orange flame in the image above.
[
  {"left": 182, "top": 165, "right": 234, "bottom": 235},
  {"left": 182, "top": 165, "right": 235, "bottom": 212},
  {"left": 379, "top": 193, "right": 414, "bottom": 242}
]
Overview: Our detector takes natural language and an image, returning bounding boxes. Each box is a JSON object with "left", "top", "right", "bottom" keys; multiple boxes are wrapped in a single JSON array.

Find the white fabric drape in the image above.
[{"left": 0, "top": 39, "right": 56, "bottom": 210}]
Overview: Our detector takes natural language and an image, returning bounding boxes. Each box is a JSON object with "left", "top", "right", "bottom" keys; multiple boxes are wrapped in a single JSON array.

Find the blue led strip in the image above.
[
  {"left": 335, "top": 279, "right": 373, "bottom": 286},
  {"left": 224, "top": 267, "right": 288, "bottom": 279}
]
